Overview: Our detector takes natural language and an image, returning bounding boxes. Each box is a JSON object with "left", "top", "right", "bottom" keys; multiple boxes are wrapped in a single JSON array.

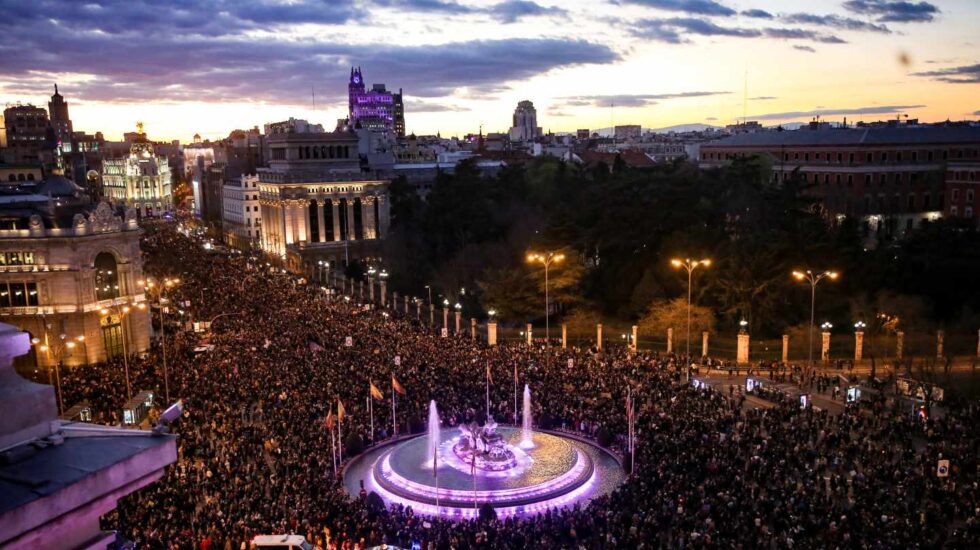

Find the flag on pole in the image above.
[
  {"left": 337, "top": 399, "right": 346, "bottom": 421},
  {"left": 392, "top": 375, "right": 407, "bottom": 395},
  {"left": 486, "top": 364, "right": 493, "bottom": 385},
  {"left": 370, "top": 382, "right": 384, "bottom": 400},
  {"left": 325, "top": 412, "right": 336, "bottom": 431}
]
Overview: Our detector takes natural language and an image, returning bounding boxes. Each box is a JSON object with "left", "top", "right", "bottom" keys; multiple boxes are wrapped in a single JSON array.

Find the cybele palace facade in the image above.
[
  {"left": 258, "top": 126, "right": 389, "bottom": 270},
  {"left": 0, "top": 180, "right": 149, "bottom": 370}
]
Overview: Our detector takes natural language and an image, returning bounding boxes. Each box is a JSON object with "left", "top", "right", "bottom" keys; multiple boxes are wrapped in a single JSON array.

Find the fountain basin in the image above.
[{"left": 343, "top": 427, "right": 625, "bottom": 519}]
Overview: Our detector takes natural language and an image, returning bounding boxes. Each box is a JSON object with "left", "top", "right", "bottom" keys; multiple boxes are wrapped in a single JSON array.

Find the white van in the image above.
[{"left": 251, "top": 535, "right": 314, "bottom": 550}]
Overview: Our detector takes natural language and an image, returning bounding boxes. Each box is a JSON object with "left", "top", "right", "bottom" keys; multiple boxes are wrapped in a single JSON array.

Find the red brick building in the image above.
[{"left": 700, "top": 124, "right": 980, "bottom": 241}]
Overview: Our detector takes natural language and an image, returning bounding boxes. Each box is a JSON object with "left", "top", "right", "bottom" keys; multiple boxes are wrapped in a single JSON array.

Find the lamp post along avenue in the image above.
[
  {"left": 671, "top": 257, "right": 711, "bottom": 382},
  {"left": 527, "top": 251, "right": 565, "bottom": 354},
  {"left": 792, "top": 269, "right": 839, "bottom": 369}
]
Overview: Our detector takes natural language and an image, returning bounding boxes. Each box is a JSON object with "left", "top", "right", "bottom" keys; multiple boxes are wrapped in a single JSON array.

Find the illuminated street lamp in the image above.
[
  {"left": 31, "top": 329, "right": 85, "bottom": 414},
  {"left": 671, "top": 257, "right": 711, "bottom": 381},
  {"left": 526, "top": 251, "right": 565, "bottom": 350},
  {"left": 100, "top": 302, "right": 146, "bottom": 401},
  {"left": 138, "top": 276, "right": 181, "bottom": 403},
  {"left": 793, "top": 269, "right": 839, "bottom": 368}
]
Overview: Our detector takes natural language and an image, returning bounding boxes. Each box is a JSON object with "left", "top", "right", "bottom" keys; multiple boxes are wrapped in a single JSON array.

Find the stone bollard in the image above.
[
  {"left": 597, "top": 324, "right": 603, "bottom": 351},
  {"left": 855, "top": 330, "right": 864, "bottom": 361},
  {"left": 667, "top": 328, "right": 673, "bottom": 353},
  {"left": 488, "top": 321, "right": 497, "bottom": 346},
  {"left": 821, "top": 331, "right": 831, "bottom": 362},
  {"left": 561, "top": 323, "right": 567, "bottom": 349},
  {"left": 737, "top": 332, "right": 750, "bottom": 364},
  {"left": 782, "top": 334, "right": 789, "bottom": 363},
  {"left": 631, "top": 325, "right": 638, "bottom": 352},
  {"left": 526, "top": 323, "right": 533, "bottom": 346},
  {"left": 701, "top": 331, "right": 709, "bottom": 357}
]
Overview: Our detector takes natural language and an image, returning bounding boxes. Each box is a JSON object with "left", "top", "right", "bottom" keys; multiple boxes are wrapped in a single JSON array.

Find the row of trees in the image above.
[{"left": 381, "top": 155, "right": 980, "bottom": 339}]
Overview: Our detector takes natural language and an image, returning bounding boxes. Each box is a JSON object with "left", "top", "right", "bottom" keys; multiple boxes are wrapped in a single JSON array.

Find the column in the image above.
[
  {"left": 896, "top": 331, "right": 904, "bottom": 359},
  {"left": 667, "top": 328, "right": 673, "bottom": 353},
  {"left": 381, "top": 282, "right": 388, "bottom": 306},
  {"left": 701, "top": 331, "right": 709, "bottom": 357},
  {"left": 936, "top": 330, "right": 944, "bottom": 358},
  {"left": 488, "top": 321, "right": 498, "bottom": 346},
  {"left": 346, "top": 198, "right": 356, "bottom": 241},
  {"left": 854, "top": 330, "right": 864, "bottom": 361},
  {"left": 526, "top": 323, "right": 533, "bottom": 345},
  {"left": 442, "top": 307, "right": 449, "bottom": 331},
  {"left": 737, "top": 332, "right": 750, "bottom": 364},
  {"left": 782, "top": 334, "right": 789, "bottom": 363},
  {"left": 362, "top": 196, "right": 377, "bottom": 239},
  {"left": 331, "top": 200, "right": 342, "bottom": 242},
  {"left": 470, "top": 318, "right": 477, "bottom": 341},
  {"left": 631, "top": 325, "right": 638, "bottom": 352},
  {"left": 561, "top": 323, "right": 567, "bottom": 349},
  {"left": 596, "top": 324, "right": 603, "bottom": 351},
  {"left": 301, "top": 202, "right": 311, "bottom": 242},
  {"left": 378, "top": 195, "right": 390, "bottom": 237},
  {"left": 976, "top": 329, "right": 979, "bottom": 358},
  {"left": 283, "top": 202, "right": 295, "bottom": 245},
  {"left": 821, "top": 330, "right": 831, "bottom": 362},
  {"left": 368, "top": 277, "right": 375, "bottom": 302},
  {"left": 429, "top": 304, "right": 435, "bottom": 327},
  {"left": 391, "top": 290, "right": 397, "bottom": 309},
  {"left": 454, "top": 310, "right": 461, "bottom": 334},
  {"left": 316, "top": 200, "right": 326, "bottom": 243},
  {"left": 404, "top": 295, "right": 410, "bottom": 315}
]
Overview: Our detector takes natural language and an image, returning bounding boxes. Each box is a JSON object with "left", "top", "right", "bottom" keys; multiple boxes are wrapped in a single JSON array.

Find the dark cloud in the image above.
[
  {"left": 490, "top": 0, "right": 565, "bottom": 23},
  {"left": 0, "top": 3, "right": 619, "bottom": 105},
  {"left": 910, "top": 63, "right": 980, "bottom": 84},
  {"left": 374, "top": 0, "right": 561, "bottom": 22},
  {"left": 750, "top": 96, "right": 777, "bottom": 100},
  {"left": 620, "top": 0, "right": 735, "bottom": 16},
  {"left": 0, "top": 0, "right": 358, "bottom": 37},
  {"left": 750, "top": 104, "right": 925, "bottom": 120},
  {"left": 705, "top": 116, "right": 718, "bottom": 121},
  {"left": 843, "top": 0, "right": 940, "bottom": 23},
  {"left": 972, "top": 110, "right": 980, "bottom": 116},
  {"left": 764, "top": 28, "right": 847, "bottom": 44},
  {"left": 632, "top": 18, "right": 761, "bottom": 42},
  {"left": 741, "top": 9, "right": 773, "bottom": 19},
  {"left": 793, "top": 45, "right": 817, "bottom": 52},
  {"left": 782, "top": 13, "right": 891, "bottom": 33},
  {"left": 561, "top": 91, "right": 730, "bottom": 107}
]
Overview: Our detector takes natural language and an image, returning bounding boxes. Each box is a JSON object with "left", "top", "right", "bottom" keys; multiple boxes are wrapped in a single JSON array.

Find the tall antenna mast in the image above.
[{"left": 742, "top": 65, "right": 748, "bottom": 125}]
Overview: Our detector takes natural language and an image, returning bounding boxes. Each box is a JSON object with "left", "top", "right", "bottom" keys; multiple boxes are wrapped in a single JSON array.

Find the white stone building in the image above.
[
  {"left": 508, "top": 100, "right": 541, "bottom": 142},
  {"left": 101, "top": 138, "right": 173, "bottom": 217},
  {"left": 222, "top": 174, "right": 262, "bottom": 248}
]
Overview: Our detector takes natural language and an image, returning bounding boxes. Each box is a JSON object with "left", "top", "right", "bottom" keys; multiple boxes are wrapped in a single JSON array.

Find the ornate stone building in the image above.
[
  {"left": 0, "top": 176, "right": 149, "bottom": 370},
  {"left": 257, "top": 126, "right": 389, "bottom": 270},
  {"left": 101, "top": 126, "right": 173, "bottom": 217}
]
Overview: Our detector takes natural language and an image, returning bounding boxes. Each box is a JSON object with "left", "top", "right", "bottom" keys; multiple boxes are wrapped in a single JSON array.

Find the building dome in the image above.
[{"left": 37, "top": 170, "right": 84, "bottom": 198}]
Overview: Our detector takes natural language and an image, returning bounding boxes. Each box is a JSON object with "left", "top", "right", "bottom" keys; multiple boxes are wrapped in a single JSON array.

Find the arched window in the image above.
[
  {"left": 328, "top": 146, "right": 335, "bottom": 159},
  {"left": 7, "top": 175, "right": 14, "bottom": 182},
  {"left": 17, "top": 174, "right": 25, "bottom": 181},
  {"left": 321, "top": 146, "right": 327, "bottom": 158},
  {"left": 27, "top": 173, "right": 35, "bottom": 181},
  {"left": 94, "top": 252, "right": 120, "bottom": 301},
  {"left": 343, "top": 146, "right": 350, "bottom": 158},
  {"left": 313, "top": 147, "right": 319, "bottom": 159}
]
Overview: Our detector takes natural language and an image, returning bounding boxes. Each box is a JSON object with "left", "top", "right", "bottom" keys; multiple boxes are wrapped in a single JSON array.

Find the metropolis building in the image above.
[
  {"left": 258, "top": 121, "right": 389, "bottom": 271},
  {"left": 101, "top": 125, "right": 173, "bottom": 217}
]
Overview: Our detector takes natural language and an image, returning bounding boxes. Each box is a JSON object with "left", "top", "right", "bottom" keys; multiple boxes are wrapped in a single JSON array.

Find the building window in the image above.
[
  {"left": 94, "top": 252, "right": 120, "bottom": 301},
  {"left": 849, "top": 153, "right": 855, "bottom": 164},
  {"left": 968, "top": 190, "right": 975, "bottom": 202},
  {"left": 866, "top": 153, "right": 873, "bottom": 163},
  {"left": 0, "top": 251, "right": 35, "bottom": 266},
  {"left": 951, "top": 206, "right": 958, "bottom": 217},
  {"left": 966, "top": 206, "right": 974, "bottom": 218},
  {"left": 0, "top": 282, "right": 39, "bottom": 307},
  {"left": 923, "top": 193, "right": 931, "bottom": 210},
  {"left": 952, "top": 189, "right": 959, "bottom": 202}
]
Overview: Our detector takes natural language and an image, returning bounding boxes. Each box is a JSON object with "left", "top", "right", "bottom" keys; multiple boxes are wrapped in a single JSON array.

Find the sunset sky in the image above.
[{"left": 0, "top": 0, "right": 976, "bottom": 142}]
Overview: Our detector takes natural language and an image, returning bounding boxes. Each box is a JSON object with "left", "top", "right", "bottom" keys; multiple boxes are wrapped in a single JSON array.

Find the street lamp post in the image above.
[
  {"left": 526, "top": 251, "right": 565, "bottom": 351},
  {"left": 139, "top": 277, "right": 181, "bottom": 403},
  {"left": 671, "top": 258, "right": 711, "bottom": 382},
  {"left": 32, "top": 331, "right": 84, "bottom": 414},
  {"left": 100, "top": 302, "right": 146, "bottom": 401},
  {"left": 793, "top": 269, "right": 839, "bottom": 369}
]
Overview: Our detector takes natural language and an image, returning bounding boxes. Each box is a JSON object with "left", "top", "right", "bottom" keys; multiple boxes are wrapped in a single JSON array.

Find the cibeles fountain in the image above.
[{"left": 344, "top": 390, "right": 624, "bottom": 519}]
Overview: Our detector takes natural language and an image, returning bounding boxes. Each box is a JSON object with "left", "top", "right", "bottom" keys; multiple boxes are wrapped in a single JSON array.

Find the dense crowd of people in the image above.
[{"left": 49, "top": 223, "right": 979, "bottom": 549}]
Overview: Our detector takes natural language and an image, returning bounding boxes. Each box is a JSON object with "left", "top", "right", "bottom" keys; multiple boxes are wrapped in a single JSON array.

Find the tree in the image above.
[
  {"left": 638, "top": 297, "right": 715, "bottom": 338},
  {"left": 478, "top": 267, "right": 539, "bottom": 322}
]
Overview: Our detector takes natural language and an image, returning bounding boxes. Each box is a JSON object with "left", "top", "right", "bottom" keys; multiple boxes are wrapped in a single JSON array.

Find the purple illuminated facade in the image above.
[{"left": 348, "top": 67, "right": 405, "bottom": 137}]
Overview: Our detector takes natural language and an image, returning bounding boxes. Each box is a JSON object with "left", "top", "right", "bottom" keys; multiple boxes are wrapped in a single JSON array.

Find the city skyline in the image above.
[{"left": 0, "top": 0, "right": 977, "bottom": 142}]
